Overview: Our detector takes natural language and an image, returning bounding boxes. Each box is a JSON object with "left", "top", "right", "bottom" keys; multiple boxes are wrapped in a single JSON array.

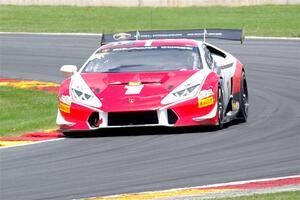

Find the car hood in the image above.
[{"left": 79, "top": 70, "right": 198, "bottom": 112}]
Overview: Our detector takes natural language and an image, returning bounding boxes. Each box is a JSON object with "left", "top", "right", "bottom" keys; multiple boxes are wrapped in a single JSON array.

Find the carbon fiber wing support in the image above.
[{"left": 100, "top": 29, "right": 245, "bottom": 45}]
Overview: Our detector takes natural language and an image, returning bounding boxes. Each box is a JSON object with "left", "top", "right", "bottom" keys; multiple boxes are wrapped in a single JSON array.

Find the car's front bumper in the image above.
[{"left": 57, "top": 96, "right": 218, "bottom": 131}]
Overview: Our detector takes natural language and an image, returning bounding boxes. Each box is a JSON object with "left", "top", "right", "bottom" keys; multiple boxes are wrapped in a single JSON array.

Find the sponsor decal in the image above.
[
  {"left": 59, "top": 102, "right": 71, "bottom": 113},
  {"left": 161, "top": 46, "right": 193, "bottom": 50},
  {"left": 198, "top": 96, "right": 214, "bottom": 108},
  {"left": 187, "top": 32, "right": 222, "bottom": 37},
  {"left": 113, "top": 33, "right": 132, "bottom": 40},
  {"left": 128, "top": 81, "right": 141, "bottom": 86},
  {"left": 232, "top": 100, "right": 237, "bottom": 111},
  {"left": 112, "top": 46, "right": 157, "bottom": 51}
]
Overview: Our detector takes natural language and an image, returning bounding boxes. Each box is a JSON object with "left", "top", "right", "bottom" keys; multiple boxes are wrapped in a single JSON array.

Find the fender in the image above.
[{"left": 232, "top": 60, "right": 243, "bottom": 95}]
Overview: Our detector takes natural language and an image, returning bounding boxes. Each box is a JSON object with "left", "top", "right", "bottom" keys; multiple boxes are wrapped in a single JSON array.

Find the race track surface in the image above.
[{"left": 0, "top": 34, "right": 300, "bottom": 200}]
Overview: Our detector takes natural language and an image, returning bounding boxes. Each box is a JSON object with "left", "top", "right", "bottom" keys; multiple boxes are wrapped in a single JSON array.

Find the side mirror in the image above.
[{"left": 60, "top": 65, "right": 77, "bottom": 77}]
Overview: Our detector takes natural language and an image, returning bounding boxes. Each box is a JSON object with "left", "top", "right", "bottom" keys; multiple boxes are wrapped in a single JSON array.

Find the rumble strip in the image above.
[
  {"left": 0, "top": 78, "right": 63, "bottom": 147},
  {"left": 81, "top": 175, "right": 300, "bottom": 200},
  {"left": 0, "top": 77, "right": 59, "bottom": 93}
]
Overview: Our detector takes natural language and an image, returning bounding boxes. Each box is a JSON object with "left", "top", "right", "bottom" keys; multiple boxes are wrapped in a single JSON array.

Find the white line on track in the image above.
[
  {"left": 0, "top": 32, "right": 300, "bottom": 40},
  {"left": 0, "top": 138, "right": 65, "bottom": 150}
]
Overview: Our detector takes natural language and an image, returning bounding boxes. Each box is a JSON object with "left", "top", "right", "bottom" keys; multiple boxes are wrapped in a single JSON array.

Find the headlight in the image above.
[
  {"left": 72, "top": 88, "right": 92, "bottom": 101},
  {"left": 70, "top": 74, "right": 102, "bottom": 108},
  {"left": 161, "top": 71, "right": 208, "bottom": 105},
  {"left": 161, "top": 83, "right": 201, "bottom": 104}
]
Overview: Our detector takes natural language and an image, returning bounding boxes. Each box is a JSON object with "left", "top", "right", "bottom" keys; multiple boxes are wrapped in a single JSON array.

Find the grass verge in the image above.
[
  {"left": 0, "top": 5, "right": 299, "bottom": 36},
  {"left": 195, "top": 190, "right": 300, "bottom": 199},
  {"left": 0, "top": 86, "right": 57, "bottom": 137}
]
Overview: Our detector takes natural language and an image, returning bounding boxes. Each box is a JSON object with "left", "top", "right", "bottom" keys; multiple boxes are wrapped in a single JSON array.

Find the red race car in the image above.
[{"left": 56, "top": 29, "right": 249, "bottom": 133}]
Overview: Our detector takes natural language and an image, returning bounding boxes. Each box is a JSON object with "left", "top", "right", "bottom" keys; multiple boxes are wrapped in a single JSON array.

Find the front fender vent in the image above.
[{"left": 167, "top": 109, "right": 178, "bottom": 124}]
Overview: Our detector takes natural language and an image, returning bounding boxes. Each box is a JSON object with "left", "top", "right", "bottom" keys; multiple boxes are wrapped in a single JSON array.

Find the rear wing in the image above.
[{"left": 100, "top": 29, "right": 245, "bottom": 45}]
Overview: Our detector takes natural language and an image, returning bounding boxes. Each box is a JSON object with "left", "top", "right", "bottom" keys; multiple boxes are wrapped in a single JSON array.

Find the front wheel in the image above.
[
  {"left": 237, "top": 71, "right": 249, "bottom": 122},
  {"left": 216, "top": 87, "right": 224, "bottom": 129}
]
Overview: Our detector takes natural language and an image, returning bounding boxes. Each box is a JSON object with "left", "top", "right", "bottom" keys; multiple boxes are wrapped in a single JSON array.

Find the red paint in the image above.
[
  {"left": 59, "top": 70, "right": 222, "bottom": 130},
  {"left": 80, "top": 71, "right": 196, "bottom": 112},
  {"left": 232, "top": 61, "right": 243, "bottom": 94},
  {"left": 60, "top": 102, "right": 95, "bottom": 130},
  {"left": 151, "top": 39, "right": 198, "bottom": 47}
]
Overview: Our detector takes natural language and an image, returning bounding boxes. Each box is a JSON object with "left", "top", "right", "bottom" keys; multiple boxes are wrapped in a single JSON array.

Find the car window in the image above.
[
  {"left": 82, "top": 46, "right": 202, "bottom": 73},
  {"left": 202, "top": 45, "right": 213, "bottom": 69}
]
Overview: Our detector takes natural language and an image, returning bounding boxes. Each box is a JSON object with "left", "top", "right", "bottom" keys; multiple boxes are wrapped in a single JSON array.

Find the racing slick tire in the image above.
[
  {"left": 216, "top": 87, "right": 224, "bottom": 129},
  {"left": 237, "top": 71, "right": 249, "bottom": 122}
]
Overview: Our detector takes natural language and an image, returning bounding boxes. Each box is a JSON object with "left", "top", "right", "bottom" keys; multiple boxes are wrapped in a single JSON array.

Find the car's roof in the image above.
[{"left": 100, "top": 39, "right": 201, "bottom": 50}]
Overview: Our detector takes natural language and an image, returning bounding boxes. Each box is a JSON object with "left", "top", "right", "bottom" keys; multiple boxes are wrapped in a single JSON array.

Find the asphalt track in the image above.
[{"left": 0, "top": 34, "right": 300, "bottom": 200}]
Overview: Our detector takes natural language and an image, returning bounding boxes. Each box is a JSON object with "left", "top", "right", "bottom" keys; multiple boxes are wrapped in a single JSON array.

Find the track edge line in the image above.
[{"left": 0, "top": 138, "right": 65, "bottom": 150}]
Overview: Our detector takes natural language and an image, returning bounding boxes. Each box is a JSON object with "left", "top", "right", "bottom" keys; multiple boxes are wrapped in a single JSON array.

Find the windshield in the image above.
[{"left": 82, "top": 46, "right": 202, "bottom": 73}]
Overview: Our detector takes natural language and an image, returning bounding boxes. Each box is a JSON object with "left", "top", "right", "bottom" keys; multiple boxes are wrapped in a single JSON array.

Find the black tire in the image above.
[
  {"left": 216, "top": 87, "right": 224, "bottom": 129},
  {"left": 237, "top": 71, "right": 249, "bottom": 122}
]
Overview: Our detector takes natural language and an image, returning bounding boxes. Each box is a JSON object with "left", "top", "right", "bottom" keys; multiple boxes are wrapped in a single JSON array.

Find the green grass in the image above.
[
  {"left": 0, "top": 86, "right": 57, "bottom": 137},
  {"left": 0, "top": 5, "right": 299, "bottom": 36},
  {"left": 195, "top": 190, "right": 300, "bottom": 200}
]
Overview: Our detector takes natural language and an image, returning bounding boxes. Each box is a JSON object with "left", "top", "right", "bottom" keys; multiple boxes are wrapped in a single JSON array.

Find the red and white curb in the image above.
[
  {"left": 0, "top": 78, "right": 63, "bottom": 148},
  {"left": 0, "top": 129, "right": 65, "bottom": 148},
  {"left": 81, "top": 175, "right": 300, "bottom": 200},
  {"left": 0, "top": 77, "right": 59, "bottom": 93}
]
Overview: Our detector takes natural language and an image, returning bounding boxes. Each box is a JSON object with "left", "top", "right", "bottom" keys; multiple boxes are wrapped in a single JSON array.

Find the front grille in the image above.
[{"left": 108, "top": 111, "right": 158, "bottom": 126}]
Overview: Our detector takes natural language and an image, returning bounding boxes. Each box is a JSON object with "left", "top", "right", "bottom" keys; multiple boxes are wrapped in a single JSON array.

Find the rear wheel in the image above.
[
  {"left": 216, "top": 87, "right": 224, "bottom": 129},
  {"left": 238, "top": 71, "right": 249, "bottom": 122}
]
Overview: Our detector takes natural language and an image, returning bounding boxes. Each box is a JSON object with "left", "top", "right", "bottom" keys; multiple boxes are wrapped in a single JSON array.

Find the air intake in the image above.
[{"left": 108, "top": 111, "right": 158, "bottom": 126}]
